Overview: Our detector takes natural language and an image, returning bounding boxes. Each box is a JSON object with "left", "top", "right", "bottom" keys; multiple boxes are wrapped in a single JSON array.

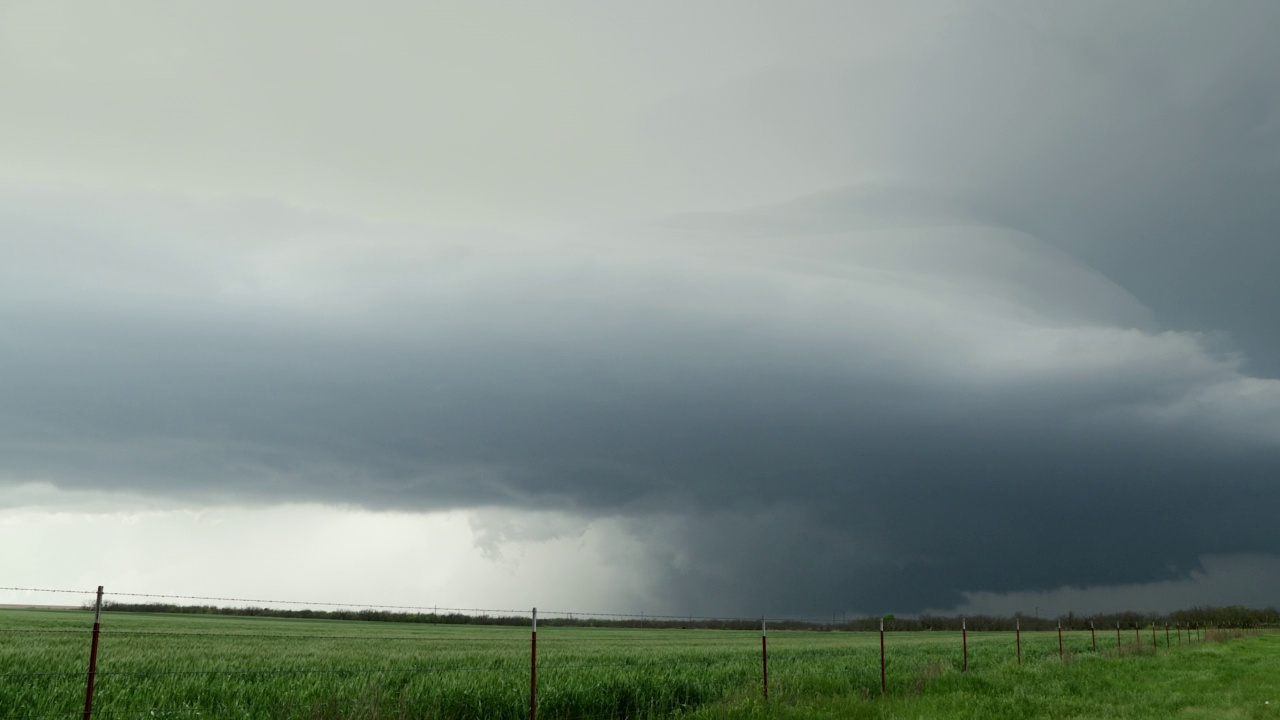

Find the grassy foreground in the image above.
[
  {"left": 1, "top": 608, "right": 1274, "bottom": 719},
  {"left": 692, "top": 632, "right": 1280, "bottom": 719}
]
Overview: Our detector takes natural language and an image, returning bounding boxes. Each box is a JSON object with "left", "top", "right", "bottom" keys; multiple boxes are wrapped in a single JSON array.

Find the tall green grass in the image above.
[
  {"left": 0, "top": 608, "right": 1268, "bottom": 719},
  {"left": 691, "top": 632, "right": 1280, "bottom": 719}
]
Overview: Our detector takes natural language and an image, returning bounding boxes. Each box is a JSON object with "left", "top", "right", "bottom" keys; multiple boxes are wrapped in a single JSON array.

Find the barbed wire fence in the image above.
[{"left": 0, "top": 585, "right": 1263, "bottom": 720}]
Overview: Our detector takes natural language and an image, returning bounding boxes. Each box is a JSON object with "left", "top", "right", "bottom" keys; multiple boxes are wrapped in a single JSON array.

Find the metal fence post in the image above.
[
  {"left": 1016, "top": 618, "right": 1021, "bottom": 665},
  {"left": 1116, "top": 622, "right": 1121, "bottom": 651},
  {"left": 962, "top": 618, "right": 968, "bottom": 672},
  {"left": 82, "top": 586, "right": 103, "bottom": 720},
  {"left": 761, "top": 617, "right": 768, "bottom": 701},
  {"left": 879, "top": 619, "right": 886, "bottom": 694},
  {"left": 1057, "top": 621, "right": 1063, "bottom": 659},
  {"left": 530, "top": 607, "right": 537, "bottom": 720},
  {"left": 1090, "top": 621, "right": 1096, "bottom": 652}
]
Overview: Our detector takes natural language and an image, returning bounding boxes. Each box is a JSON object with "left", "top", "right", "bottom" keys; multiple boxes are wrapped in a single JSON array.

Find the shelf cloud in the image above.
[{"left": 2, "top": 0, "right": 1278, "bottom": 614}]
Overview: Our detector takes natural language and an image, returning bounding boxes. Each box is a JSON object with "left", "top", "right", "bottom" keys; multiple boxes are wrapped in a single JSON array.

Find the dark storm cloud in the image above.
[
  {"left": 4, "top": 1, "right": 1280, "bottom": 614},
  {"left": 5, "top": 179, "right": 1280, "bottom": 613},
  {"left": 656, "top": 0, "right": 1280, "bottom": 373}
]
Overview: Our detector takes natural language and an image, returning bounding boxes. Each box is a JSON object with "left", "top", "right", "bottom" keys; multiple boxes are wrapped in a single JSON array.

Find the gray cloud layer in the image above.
[
  {"left": 4, "top": 180, "right": 1278, "bottom": 613},
  {"left": 3, "top": 1, "right": 1279, "bottom": 614}
]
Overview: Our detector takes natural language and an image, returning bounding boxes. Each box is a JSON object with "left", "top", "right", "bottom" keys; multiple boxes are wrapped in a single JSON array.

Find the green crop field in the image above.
[{"left": 1, "top": 608, "right": 1275, "bottom": 719}]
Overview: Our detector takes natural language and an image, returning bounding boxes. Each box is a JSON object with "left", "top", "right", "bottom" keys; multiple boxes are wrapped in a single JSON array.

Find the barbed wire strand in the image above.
[
  {"left": 2, "top": 584, "right": 867, "bottom": 625},
  {"left": 0, "top": 629, "right": 89, "bottom": 635},
  {"left": 101, "top": 590, "right": 529, "bottom": 617},
  {"left": 0, "top": 629, "right": 506, "bottom": 641},
  {"left": 4, "top": 585, "right": 1252, "bottom": 628},
  {"left": 0, "top": 654, "right": 780, "bottom": 680},
  {"left": 2, "top": 708, "right": 656, "bottom": 720},
  {"left": 0, "top": 586, "right": 97, "bottom": 595},
  {"left": 106, "top": 589, "right": 827, "bottom": 625},
  {"left": 4, "top": 703, "right": 630, "bottom": 720},
  {"left": 13, "top": 652, "right": 863, "bottom": 674}
]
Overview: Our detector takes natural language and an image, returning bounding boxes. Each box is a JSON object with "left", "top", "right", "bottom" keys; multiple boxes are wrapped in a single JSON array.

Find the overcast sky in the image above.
[{"left": 3, "top": 1, "right": 1279, "bottom": 619}]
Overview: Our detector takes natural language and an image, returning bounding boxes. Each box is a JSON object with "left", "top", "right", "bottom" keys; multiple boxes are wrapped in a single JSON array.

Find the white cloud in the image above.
[{"left": 0, "top": 484, "right": 654, "bottom": 614}]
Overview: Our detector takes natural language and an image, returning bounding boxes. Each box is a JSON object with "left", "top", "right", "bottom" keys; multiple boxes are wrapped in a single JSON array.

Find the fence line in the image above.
[
  {"left": 0, "top": 585, "right": 903, "bottom": 626},
  {"left": 0, "top": 585, "right": 1268, "bottom": 720},
  {"left": 7, "top": 584, "right": 1265, "bottom": 630}
]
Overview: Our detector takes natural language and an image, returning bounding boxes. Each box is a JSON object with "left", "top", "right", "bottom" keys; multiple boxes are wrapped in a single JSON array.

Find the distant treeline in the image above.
[
  {"left": 876, "top": 606, "right": 1280, "bottom": 632},
  {"left": 90, "top": 601, "right": 1280, "bottom": 631}
]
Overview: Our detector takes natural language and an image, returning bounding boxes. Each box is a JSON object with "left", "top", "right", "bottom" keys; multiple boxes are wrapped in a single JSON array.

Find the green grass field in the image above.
[{"left": 1, "top": 608, "right": 1274, "bottom": 719}]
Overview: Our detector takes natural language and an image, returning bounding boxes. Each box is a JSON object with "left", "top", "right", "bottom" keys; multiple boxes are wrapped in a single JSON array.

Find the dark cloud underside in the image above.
[{"left": 3, "top": 1, "right": 1279, "bottom": 614}]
